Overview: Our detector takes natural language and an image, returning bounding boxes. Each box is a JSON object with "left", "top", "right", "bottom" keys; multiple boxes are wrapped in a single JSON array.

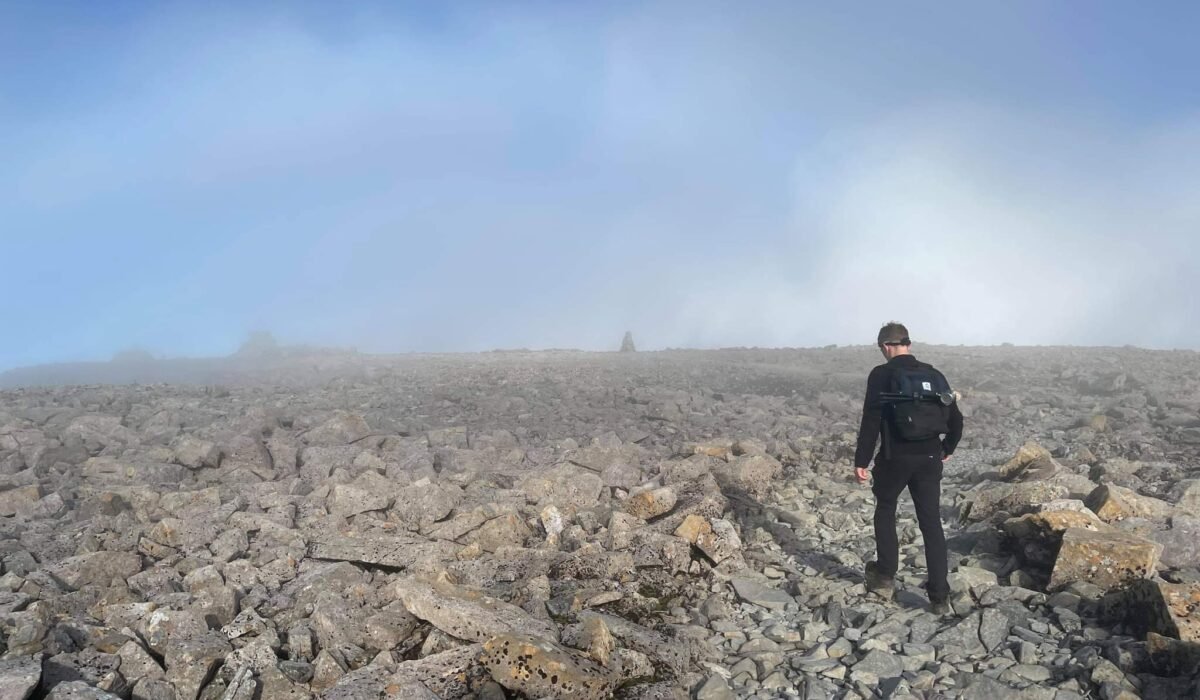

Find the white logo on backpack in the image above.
[{"left": 922, "top": 381, "right": 932, "bottom": 391}]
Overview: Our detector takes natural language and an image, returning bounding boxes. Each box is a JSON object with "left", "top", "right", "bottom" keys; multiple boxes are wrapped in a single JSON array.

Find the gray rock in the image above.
[
  {"left": 931, "top": 611, "right": 986, "bottom": 657},
  {"left": 393, "top": 577, "right": 559, "bottom": 643},
  {"left": 0, "top": 655, "right": 42, "bottom": 700},
  {"left": 163, "top": 632, "right": 231, "bottom": 700},
  {"left": 853, "top": 649, "right": 904, "bottom": 679},
  {"left": 694, "top": 674, "right": 735, "bottom": 700},
  {"left": 44, "top": 681, "right": 123, "bottom": 700},
  {"left": 307, "top": 531, "right": 459, "bottom": 570},
  {"left": 730, "top": 577, "right": 793, "bottom": 611}
]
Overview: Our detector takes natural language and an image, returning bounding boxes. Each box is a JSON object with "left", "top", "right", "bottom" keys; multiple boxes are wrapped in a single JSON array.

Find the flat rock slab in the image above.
[
  {"left": 482, "top": 633, "right": 616, "bottom": 700},
  {"left": 307, "top": 531, "right": 460, "bottom": 571},
  {"left": 0, "top": 655, "right": 42, "bottom": 700},
  {"left": 1049, "top": 527, "right": 1162, "bottom": 591},
  {"left": 393, "top": 578, "right": 559, "bottom": 643},
  {"left": 730, "top": 577, "right": 792, "bottom": 611}
]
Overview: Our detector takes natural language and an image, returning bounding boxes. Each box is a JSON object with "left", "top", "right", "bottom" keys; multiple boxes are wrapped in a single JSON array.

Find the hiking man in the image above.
[{"left": 854, "top": 322, "right": 963, "bottom": 614}]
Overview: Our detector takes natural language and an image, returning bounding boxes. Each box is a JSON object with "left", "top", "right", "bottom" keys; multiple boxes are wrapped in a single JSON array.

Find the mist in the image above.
[{"left": 3, "top": 1, "right": 1198, "bottom": 371}]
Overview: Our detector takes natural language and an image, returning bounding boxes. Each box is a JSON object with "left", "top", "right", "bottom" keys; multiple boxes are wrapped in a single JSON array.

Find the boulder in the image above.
[
  {"left": 711, "top": 454, "right": 782, "bottom": 498},
  {"left": 392, "top": 577, "right": 559, "bottom": 643},
  {"left": 1169, "top": 479, "right": 1200, "bottom": 513},
  {"left": 576, "top": 611, "right": 688, "bottom": 678},
  {"left": 1086, "top": 484, "right": 1175, "bottom": 523},
  {"left": 395, "top": 479, "right": 462, "bottom": 527},
  {"left": 170, "top": 436, "right": 220, "bottom": 470},
  {"left": 0, "top": 485, "right": 43, "bottom": 517},
  {"left": 999, "top": 442, "right": 1059, "bottom": 481},
  {"left": 302, "top": 413, "right": 371, "bottom": 445},
  {"left": 0, "top": 655, "right": 42, "bottom": 700},
  {"left": 730, "top": 577, "right": 792, "bottom": 611},
  {"left": 1153, "top": 515, "right": 1200, "bottom": 569},
  {"left": 307, "top": 531, "right": 460, "bottom": 571},
  {"left": 1121, "top": 579, "right": 1200, "bottom": 643},
  {"left": 963, "top": 481, "right": 1071, "bottom": 522},
  {"left": 1048, "top": 527, "right": 1162, "bottom": 591},
  {"left": 624, "top": 486, "right": 677, "bottom": 520},
  {"left": 329, "top": 484, "right": 392, "bottom": 516},
  {"left": 519, "top": 464, "right": 604, "bottom": 511},
  {"left": 48, "top": 552, "right": 142, "bottom": 591},
  {"left": 481, "top": 633, "right": 616, "bottom": 700}
]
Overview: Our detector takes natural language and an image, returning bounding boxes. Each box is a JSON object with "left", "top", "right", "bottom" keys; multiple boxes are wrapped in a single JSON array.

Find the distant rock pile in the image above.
[
  {"left": 0, "top": 346, "right": 1197, "bottom": 698},
  {"left": 620, "top": 332, "right": 637, "bottom": 353}
]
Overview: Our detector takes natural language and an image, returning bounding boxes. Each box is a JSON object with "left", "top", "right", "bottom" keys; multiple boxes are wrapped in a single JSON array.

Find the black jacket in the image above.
[{"left": 854, "top": 354, "right": 964, "bottom": 468}]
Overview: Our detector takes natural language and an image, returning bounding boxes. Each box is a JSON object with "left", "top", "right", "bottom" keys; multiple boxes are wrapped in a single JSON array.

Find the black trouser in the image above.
[{"left": 871, "top": 453, "right": 949, "bottom": 598}]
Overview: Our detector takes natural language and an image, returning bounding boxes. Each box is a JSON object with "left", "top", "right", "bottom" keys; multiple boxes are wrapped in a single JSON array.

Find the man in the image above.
[{"left": 854, "top": 322, "right": 963, "bottom": 614}]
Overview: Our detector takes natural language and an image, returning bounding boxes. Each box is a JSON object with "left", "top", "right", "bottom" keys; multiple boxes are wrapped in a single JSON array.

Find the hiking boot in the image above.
[
  {"left": 864, "top": 561, "right": 894, "bottom": 599},
  {"left": 929, "top": 594, "right": 951, "bottom": 616}
]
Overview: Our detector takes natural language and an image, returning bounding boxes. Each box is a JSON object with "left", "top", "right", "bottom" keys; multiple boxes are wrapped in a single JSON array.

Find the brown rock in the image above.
[
  {"left": 963, "top": 481, "right": 1070, "bottom": 522},
  {"left": 673, "top": 514, "right": 711, "bottom": 543},
  {"left": 691, "top": 441, "right": 734, "bottom": 460},
  {"left": 999, "top": 441, "right": 1058, "bottom": 481},
  {"left": 481, "top": 634, "right": 615, "bottom": 699},
  {"left": 1086, "top": 484, "right": 1176, "bottom": 523},
  {"left": 1145, "top": 632, "right": 1200, "bottom": 677},
  {"left": 1049, "top": 527, "right": 1162, "bottom": 591},
  {"left": 625, "top": 486, "right": 677, "bottom": 520},
  {"left": 1003, "top": 507, "right": 1109, "bottom": 540},
  {"left": 1124, "top": 579, "right": 1200, "bottom": 643}
]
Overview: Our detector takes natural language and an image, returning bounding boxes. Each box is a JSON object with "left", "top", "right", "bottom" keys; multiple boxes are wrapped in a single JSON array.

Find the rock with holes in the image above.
[
  {"left": 481, "top": 633, "right": 616, "bottom": 699},
  {"left": 624, "top": 486, "right": 677, "bottom": 520},
  {"left": 393, "top": 577, "right": 559, "bottom": 643},
  {"left": 1049, "top": 527, "right": 1162, "bottom": 591}
]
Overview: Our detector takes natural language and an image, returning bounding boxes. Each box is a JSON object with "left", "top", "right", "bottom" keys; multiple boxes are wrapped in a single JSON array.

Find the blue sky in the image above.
[{"left": 2, "top": 1, "right": 1199, "bottom": 369}]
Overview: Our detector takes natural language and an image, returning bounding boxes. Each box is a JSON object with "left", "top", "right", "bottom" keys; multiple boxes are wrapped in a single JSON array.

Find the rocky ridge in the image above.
[{"left": 0, "top": 346, "right": 1197, "bottom": 698}]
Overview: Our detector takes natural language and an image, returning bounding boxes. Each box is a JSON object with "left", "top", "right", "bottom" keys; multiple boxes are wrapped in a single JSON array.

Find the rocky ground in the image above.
[{"left": 0, "top": 345, "right": 1198, "bottom": 700}]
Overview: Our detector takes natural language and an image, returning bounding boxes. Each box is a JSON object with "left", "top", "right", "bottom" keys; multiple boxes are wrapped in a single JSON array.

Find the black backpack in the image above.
[{"left": 884, "top": 363, "right": 954, "bottom": 441}]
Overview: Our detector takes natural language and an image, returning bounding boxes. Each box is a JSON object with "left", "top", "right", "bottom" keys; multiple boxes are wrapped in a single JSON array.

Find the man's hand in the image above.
[
  {"left": 942, "top": 454, "right": 952, "bottom": 462},
  {"left": 855, "top": 467, "right": 870, "bottom": 484}
]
